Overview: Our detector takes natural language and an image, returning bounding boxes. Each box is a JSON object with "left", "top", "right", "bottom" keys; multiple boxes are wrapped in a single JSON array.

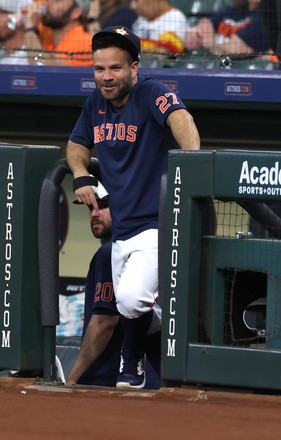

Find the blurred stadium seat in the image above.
[
  {"left": 230, "top": 59, "right": 279, "bottom": 70},
  {"left": 184, "top": 55, "right": 217, "bottom": 69},
  {"left": 140, "top": 55, "right": 217, "bottom": 69}
]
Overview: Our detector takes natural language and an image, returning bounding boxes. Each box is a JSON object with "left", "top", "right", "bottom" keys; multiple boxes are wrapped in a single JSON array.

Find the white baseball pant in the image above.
[{"left": 111, "top": 229, "right": 158, "bottom": 319}]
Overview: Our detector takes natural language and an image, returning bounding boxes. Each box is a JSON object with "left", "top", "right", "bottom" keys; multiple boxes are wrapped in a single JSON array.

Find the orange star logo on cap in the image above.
[{"left": 114, "top": 27, "right": 129, "bottom": 36}]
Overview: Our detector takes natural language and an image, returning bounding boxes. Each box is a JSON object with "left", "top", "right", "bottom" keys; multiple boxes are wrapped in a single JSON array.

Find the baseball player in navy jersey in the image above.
[
  {"left": 66, "top": 25, "right": 200, "bottom": 389},
  {"left": 66, "top": 197, "right": 122, "bottom": 387}
]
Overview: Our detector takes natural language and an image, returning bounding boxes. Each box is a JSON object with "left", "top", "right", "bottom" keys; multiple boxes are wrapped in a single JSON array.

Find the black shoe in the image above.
[{"left": 116, "top": 349, "right": 145, "bottom": 389}]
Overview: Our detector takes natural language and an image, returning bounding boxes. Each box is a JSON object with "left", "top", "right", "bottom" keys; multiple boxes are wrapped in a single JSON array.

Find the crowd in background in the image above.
[{"left": 0, "top": 0, "right": 279, "bottom": 67}]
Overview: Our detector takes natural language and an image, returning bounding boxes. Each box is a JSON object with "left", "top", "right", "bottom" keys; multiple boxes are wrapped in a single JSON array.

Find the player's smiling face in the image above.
[{"left": 93, "top": 47, "right": 139, "bottom": 107}]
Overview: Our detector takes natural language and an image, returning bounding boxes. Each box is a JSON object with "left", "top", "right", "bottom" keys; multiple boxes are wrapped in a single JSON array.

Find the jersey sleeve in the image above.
[
  {"left": 143, "top": 78, "right": 187, "bottom": 127},
  {"left": 69, "top": 95, "right": 95, "bottom": 149}
]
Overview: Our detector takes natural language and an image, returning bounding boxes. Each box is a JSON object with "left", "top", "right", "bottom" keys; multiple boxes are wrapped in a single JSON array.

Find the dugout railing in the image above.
[
  {"left": 160, "top": 149, "right": 281, "bottom": 391},
  {"left": 38, "top": 157, "right": 102, "bottom": 382}
]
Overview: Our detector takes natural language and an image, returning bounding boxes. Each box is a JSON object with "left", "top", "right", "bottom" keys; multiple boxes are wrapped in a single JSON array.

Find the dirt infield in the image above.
[{"left": 1, "top": 377, "right": 281, "bottom": 440}]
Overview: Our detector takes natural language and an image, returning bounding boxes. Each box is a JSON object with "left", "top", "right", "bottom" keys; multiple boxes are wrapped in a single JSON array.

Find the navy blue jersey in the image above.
[
  {"left": 211, "top": 6, "right": 270, "bottom": 52},
  {"left": 78, "top": 243, "right": 122, "bottom": 387},
  {"left": 70, "top": 74, "right": 187, "bottom": 241},
  {"left": 83, "top": 242, "right": 117, "bottom": 336}
]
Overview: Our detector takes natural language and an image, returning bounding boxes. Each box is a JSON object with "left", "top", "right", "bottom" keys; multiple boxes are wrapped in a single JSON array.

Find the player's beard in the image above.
[
  {"left": 42, "top": 2, "right": 77, "bottom": 29},
  {"left": 91, "top": 222, "right": 112, "bottom": 240},
  {"left": 97, "top": 74, "right": 134, "bottom": 104}
]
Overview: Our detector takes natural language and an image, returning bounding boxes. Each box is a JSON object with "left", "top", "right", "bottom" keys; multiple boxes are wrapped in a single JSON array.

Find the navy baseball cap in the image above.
[{"left": 92, "top": 26, "right": 141, "bottom": 61}]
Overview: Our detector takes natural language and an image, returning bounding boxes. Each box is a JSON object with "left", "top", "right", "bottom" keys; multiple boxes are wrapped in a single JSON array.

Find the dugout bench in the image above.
[{"left": 160, "top": 149, "right": 281, "bottom": 391}]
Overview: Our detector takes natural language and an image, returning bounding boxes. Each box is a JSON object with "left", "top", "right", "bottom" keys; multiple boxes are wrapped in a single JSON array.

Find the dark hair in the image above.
[{"left": 92, "top": 35, "right": 136, "bottom": 63}]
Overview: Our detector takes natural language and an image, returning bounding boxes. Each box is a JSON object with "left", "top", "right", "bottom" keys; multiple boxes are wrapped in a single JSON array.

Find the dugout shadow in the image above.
[
  {"left": 199, "top": 269, "right": 267, "bottom": 346},
  {"left": 223, "top": 270, "right": 267, "bottom": 345},
  {"left": 198, "top": 233, "right": 281, "bottom": 351}
]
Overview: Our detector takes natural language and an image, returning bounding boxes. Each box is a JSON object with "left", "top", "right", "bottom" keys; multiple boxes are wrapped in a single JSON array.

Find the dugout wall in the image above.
[
  {"left": 161, "top": 149, "right": 281, "bottom": 391},
  {"left": 0, "top": 144, "right": 60, "bottom": 372},
  {"left": 0, "top": 150, "right": 105, "bottom": 381}
]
